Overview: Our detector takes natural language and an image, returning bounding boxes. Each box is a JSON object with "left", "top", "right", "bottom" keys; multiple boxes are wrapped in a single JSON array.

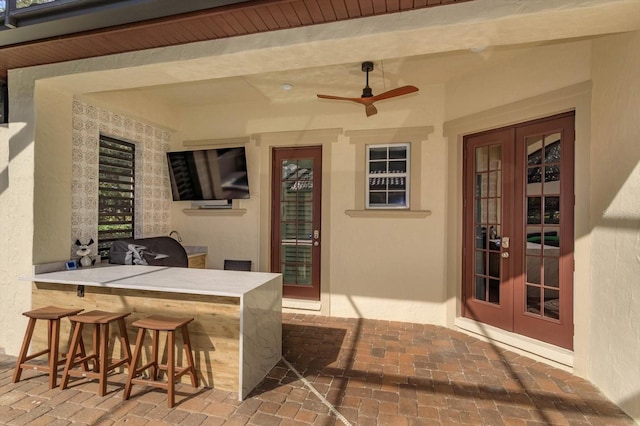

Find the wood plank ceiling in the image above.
[{"left": 0, "top": 0, "right": 471, "bottom": 80}]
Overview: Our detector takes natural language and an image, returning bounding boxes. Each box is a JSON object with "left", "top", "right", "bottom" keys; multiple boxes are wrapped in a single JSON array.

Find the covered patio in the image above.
[{"left": 0, "top": 313, "right": 632, "bottom": 425}]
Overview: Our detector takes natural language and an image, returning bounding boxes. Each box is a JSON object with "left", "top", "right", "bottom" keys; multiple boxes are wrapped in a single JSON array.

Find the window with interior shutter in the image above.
[
  {"left": 366, "top": 143, "right": 410, "bottom": 209},
  {"left": 98, "top": 135, "right": 135, "bottom": 259}
]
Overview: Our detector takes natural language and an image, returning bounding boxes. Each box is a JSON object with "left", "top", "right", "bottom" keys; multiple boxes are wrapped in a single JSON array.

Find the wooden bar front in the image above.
[{"left": 25, "top": 265, "right": 283, "bottom": 399}]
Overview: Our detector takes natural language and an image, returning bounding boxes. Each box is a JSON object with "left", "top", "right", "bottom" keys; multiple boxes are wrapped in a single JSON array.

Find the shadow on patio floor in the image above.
[{"left": 0, "top": 313, "right": 634, "bottom": 425}]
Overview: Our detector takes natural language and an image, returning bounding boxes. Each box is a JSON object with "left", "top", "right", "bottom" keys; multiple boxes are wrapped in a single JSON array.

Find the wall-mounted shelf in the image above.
[{"left": 182, "top": 208, "right": 247, "bottom": 216}]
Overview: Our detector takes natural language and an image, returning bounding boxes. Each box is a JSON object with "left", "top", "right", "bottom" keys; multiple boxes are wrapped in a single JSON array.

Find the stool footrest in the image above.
[
  {"left": 130, "top": 377, "right": 170, "bottom": 389},
  {"left": 130, "top": 365, "right": 194, "bottom": 385},
  {"left": 69, "top": 354, "right": 97, "bottom": 366},
  {"left": 22, "top": 348, "right": 50, "bottom": 361},
  {"left": 65, "top": 356, "right": 129, "bottom": 378},
  {"left": 133, "top": 361, "right": 157, "bottom": 375}
]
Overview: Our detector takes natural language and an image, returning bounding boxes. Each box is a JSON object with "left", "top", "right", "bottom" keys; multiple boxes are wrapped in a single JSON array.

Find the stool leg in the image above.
[
  {"left": 48, "top": 319, "right": 61, "bottom": 389},
  {"left": 92, "top": 324, "right": 100, "bottom": 373},
  {"left": 167, "top": 331, "right": 176, "bottom": 408},
  {"left": 151, "top": 329, "right": 159, "bottom": 380},
  {"left": 98, "top": 323, "right": 109, "bottom": 396},
  {"left": 13, "top": 318, "right": 37, "bottom": 384},
  {"left": 77, "top": 334, "right": 90, "bottom": 371},
  {"left": 123, "top": 328, "right": 145, "bottom": 401},
  {"left": 182, "top": 325, "right": 198, "bottom": 388},
  {"left": 60, "top": 322, "right": 83, "bottom": 390},
  {"left": 117, "top": 319, "right": 132, "bottom": 364},
  {"left": 61, "top": 322, "right": 85, "bottom": 370}
]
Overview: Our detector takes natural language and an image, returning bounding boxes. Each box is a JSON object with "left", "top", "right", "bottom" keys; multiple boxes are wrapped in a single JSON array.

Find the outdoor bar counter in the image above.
[{"left": 23, "top": 265, "right": 282, "bottom": 400}]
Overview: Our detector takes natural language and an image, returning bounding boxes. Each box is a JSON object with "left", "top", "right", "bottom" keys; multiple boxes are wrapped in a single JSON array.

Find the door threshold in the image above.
[
  {"left": 282, "top": 298, "right": 321, "bottom": 311},
  {"left": 455, "top": 317, "right": 574, "bottom": 370}
]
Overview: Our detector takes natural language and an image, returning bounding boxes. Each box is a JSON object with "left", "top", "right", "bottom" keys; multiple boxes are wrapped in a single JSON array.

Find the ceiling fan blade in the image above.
[
  {"left": 371, "top": 85, "right": 419, "bottom": 102},
  {"left": 318, "top": 93, "right": 374, "bottom": 107},
  {"left": 317, "top": 94, "right": 361, "bottom": 102}
]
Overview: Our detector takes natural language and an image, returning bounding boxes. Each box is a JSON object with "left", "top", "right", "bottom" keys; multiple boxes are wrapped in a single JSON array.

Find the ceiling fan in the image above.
[{"left": 317, "top": 61, "right": 419, "bottom": 117}]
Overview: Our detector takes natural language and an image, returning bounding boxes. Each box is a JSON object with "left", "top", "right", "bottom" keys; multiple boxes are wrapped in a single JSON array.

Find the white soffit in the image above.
[{"left": 38, "top": 0, "right": 640, "bottom": 103}]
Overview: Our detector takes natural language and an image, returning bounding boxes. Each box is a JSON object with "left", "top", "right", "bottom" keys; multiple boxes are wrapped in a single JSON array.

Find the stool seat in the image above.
[
  {"left": 124, "top": 315, "right": 198, "bottom": 408},
  {"left": 24, "top": 306, "right": 84, "bottom": 320},
  {"left": 132, "top": 315, "right": 193, "bottom": 331},
  {"left": 13, "top": 306, "right": 84, "bottom": 389},
  {"left": 69, "top": 310, "right": 130, "bottom": 324},
  {"left": 60, "top": 310, "right": 132, "bottom": 396}
]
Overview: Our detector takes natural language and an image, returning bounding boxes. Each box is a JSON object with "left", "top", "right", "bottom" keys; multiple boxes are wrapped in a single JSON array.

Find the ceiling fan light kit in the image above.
[{"left": 317, "top": 61, "right": 419, "bottom": 117}]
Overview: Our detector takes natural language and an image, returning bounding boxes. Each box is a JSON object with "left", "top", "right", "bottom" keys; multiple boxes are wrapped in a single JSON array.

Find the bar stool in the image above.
[
  {"left": 124, "top": 315, "right": 198, "bottom": 408},
  {"left": 13, "top": 306, "right": 84, "bottom": 389},
  {"left": 59, "top": 310, "right": 132, "bottom": 396}
]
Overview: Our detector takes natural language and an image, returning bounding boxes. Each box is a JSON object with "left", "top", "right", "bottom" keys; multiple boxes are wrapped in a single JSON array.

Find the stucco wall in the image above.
[
  {"left": 589, "top": 30, "right": 640, "bottom": 420},
  {"left": 172, "top": 85, "right": 444, "bottom": 324},
  {"left": 0, "top": 72, "right": 37, "bottom": 355}
]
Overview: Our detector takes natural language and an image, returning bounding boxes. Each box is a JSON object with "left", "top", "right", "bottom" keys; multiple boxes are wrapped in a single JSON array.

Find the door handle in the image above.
[{"left": 501, "top": 252, "right": 510, "bottom": 258}]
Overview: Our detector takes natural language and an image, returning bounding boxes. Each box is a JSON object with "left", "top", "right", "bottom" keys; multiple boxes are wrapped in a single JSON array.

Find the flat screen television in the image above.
[{"left": 167, "top": 147, "right": 249, "bottom": 201}]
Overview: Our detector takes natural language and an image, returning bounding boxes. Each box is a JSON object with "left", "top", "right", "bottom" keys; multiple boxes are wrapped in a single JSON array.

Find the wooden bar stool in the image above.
[
  {"left": 13, "top": 306, "right": 84, "bottom": 389},
  {"left": 59, "top": 310, "right": 132, "bottom": 396},
  {"left": 123, "top": 315, "right": 198, "bottom": 408}
]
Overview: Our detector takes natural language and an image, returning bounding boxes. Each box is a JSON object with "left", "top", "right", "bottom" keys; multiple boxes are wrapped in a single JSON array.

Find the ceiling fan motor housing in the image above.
[
  {"left": 361, "top": 61, "right": 374, "bottom": 97},
  {"left": 361, "top": 61, "right": 374, "bottom": 72}
]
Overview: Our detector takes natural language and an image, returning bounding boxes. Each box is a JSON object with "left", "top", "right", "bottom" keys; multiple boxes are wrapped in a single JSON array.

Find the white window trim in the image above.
[{"left": 345, "top": 126, "right": 433, "bottom": 217}]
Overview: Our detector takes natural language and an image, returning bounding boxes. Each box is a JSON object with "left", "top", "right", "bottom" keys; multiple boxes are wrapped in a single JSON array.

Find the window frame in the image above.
[{"left": 365, "top": 142, "right": 411, "bottom": 209}]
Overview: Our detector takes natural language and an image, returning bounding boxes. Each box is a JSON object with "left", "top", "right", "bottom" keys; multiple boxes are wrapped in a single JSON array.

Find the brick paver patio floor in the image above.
[{"left": 0, "top": 313, "right": 634, "bottom": 425}]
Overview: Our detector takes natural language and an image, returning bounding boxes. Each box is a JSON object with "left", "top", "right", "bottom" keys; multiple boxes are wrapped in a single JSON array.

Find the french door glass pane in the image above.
[
  {"left": 475, "top": 276, "right": 487, "bottom": 301},
  {"left": 526, "top": 256, "right": 541, "bottom": 285},
  {"left": 476, "top": 146, "right": 488, "bottom": 172},
  {"left": 488, "top": 171, "right": 501, "bottom": 197},
  {"left": 523, "top": 133, "right": 562, "bottom": 321},
  {"left": 526, "top": 284, "right": 541, "bottom": 314},
  {"left": 544, "top": 196, "right": 560, "bottom": 224},
  {"left": 473, "top": 143, "right": 502, "bottom": 305},
  {"left": 475, "top": 251, "right": 485, "bottom": 274},
  {"left": 544, "top": 289, "right": 560, "bottom": 320}
]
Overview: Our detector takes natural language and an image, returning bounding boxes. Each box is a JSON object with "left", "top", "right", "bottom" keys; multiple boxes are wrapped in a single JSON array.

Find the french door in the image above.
[
  {"left": 271, "top": 146, "right": 322, "bottom": 300},
  {"left": 462, "top": 112, "right": 575, "bottom": 349}
]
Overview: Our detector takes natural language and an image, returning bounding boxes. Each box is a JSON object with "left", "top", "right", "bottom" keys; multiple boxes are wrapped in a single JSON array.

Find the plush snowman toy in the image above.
[{"left": 75, "top": 239, "right": 95, "bottom": 267}]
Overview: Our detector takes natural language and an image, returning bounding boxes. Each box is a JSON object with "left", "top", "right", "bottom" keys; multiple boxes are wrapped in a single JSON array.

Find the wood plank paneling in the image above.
[
  {"left": 279, "top": 2, "right": 303, "bottom": 26},
  {"left": 358, "top": 0, "right": 375, "bottom": 16},
  {"left": 243, "top": 8, "right": 271, "bottom": 31}
]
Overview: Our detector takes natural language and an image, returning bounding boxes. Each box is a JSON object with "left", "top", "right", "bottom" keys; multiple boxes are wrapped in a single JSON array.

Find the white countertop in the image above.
[{"left": 23, "top": 265, "right": 281, "bottom": 298}]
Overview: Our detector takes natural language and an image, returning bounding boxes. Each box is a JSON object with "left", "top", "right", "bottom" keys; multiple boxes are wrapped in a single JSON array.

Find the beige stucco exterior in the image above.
[{"left": 1, "top": 0, "right": 640, "bottom": 421}]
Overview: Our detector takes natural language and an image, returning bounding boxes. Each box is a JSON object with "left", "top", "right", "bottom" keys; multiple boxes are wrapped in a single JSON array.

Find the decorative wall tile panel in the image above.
[{"left": 70, "top": 99, "right": 173, "bottom": 259}]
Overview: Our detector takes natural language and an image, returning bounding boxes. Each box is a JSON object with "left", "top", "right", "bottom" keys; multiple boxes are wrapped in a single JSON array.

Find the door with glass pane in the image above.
[
  {"left": 463, "top": 113, "right": 574, "bottom": 350},
  {"left": 271, "top": 146, "right": 322, "bottom": 300}
]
